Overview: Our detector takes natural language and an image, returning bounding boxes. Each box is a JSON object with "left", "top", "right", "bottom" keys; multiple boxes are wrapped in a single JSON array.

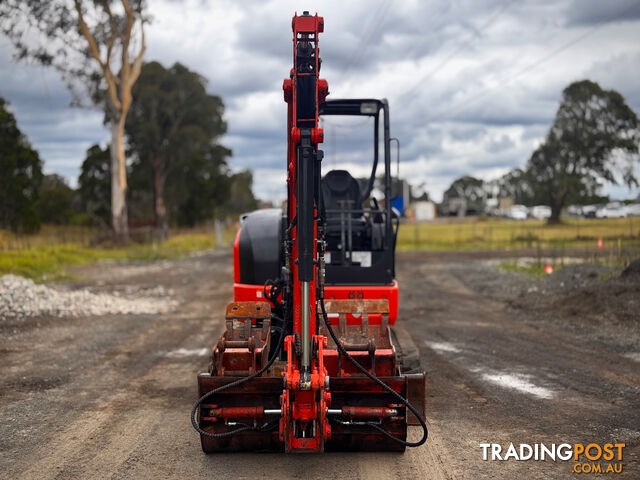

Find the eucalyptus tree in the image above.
[
  {"left": 1, "top": 1, "right": 147, "bottom": 240},
  {"left": 126, "top": 61, "right": 230, "bottom": 233}
]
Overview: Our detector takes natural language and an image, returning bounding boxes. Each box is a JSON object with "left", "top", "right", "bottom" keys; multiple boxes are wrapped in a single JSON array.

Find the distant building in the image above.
[
  {"left": 441, "top": 175, "right": 484, "bottom": 216},
  {"left": 442, "top": 197, "right": 467, "bottom": 217},
  {"left": 483, "top": 179, "right": 500, "bottom": 215},
  {"left": 498, "top": 197, "right": 514, "bottom": 216},
  {"left": 412, "top": 201, "right": 436, "bottom": 221}
]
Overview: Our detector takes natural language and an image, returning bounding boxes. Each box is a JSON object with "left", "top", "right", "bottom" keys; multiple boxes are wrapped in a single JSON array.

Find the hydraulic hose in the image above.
[
  {"left": 319, "top": 298, "right": 428, "bottom": 447},
  {"left": 190, "top": 314, "right": 286, "bottom": 438}
]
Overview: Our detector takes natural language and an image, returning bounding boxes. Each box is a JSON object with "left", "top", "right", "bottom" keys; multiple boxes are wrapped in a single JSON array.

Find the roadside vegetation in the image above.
[
  {"left": 498, "top": 261, "right": 548, "bottom": 277},
  {"left": 0, "top": 226, "right": 235, "bottom": 282},
  {"left": 4, "top": 216, "right": 637, "bottom": 282}
]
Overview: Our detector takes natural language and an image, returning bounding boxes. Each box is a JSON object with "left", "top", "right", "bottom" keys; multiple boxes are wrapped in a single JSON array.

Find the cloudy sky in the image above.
[{"left": 1, "top": 0, "right": 640, "bottom": 203}]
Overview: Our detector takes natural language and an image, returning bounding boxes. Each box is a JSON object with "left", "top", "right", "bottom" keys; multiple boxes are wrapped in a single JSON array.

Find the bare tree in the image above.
[{"left": 1, "top": 1, "right": 147, "bottom": 241}]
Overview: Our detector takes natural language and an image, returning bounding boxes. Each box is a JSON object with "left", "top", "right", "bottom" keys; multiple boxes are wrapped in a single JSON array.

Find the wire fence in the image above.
[
  {"left": 0, "top": 221, "right": 238, "bottom": 252},
  {"left": 396, "top": 217, "right": 640, "bottom": 265},
  {"left": 0, "top": 225, "right": 100, "bottom": 251}
]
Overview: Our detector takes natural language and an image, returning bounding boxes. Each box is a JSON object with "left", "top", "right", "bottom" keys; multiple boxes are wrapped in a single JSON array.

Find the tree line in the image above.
[
  {"left": 0, "top": 60, "right": 257, "bottom": 235},
  {"left": 442, "top": 80, "right": 640, "bottom": 222}
]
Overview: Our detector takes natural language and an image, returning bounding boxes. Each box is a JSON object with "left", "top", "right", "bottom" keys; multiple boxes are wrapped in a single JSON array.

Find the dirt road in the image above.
[{"left": 1, "top": 250, "right": 638, "bottom": 479}]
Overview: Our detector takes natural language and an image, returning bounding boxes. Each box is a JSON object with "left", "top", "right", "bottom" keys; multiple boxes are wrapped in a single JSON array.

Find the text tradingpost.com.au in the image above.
[{"left": 480, "top": 443, "right": 626, "bottom": 474}]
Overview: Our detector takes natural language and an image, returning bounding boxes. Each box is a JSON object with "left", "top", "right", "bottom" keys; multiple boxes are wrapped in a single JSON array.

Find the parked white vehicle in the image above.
[
  {"left": 567, "top": 205, "right": 583, "bottom": 217},
  {"left": 581, "top": 204, "right": 600, "bottom": 218},
  {"left": 625, "top": 203, "right": 640, "bottom": 216},
  {"left": 530, "top": 205, "right": 551, "bottom": 220},
  {"left": 507, "top": 204, "right": 529, "bottom": 220},
  {"left": 596, "top": 202, "right": 627, "bottom": 218}
]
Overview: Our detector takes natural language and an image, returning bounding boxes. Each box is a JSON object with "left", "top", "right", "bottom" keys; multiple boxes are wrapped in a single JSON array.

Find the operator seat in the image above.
[
  {"left": 321, "top": 169, "right": 370, "bottom": 254},
  {"left": 321, "top": 169, "right": 361, "bottom": 217}
]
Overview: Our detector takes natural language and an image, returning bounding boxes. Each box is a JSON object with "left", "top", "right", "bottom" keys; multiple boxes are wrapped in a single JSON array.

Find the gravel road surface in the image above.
[{"left": 1, "top": 250, "right": 638, "bottom": 479}]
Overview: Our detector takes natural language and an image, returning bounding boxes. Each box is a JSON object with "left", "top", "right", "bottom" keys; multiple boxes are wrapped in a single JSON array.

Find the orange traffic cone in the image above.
[
  {"left": 544, "top": 264, "right": 554, "bottom": 274},
  {"left": 597, "top": 237, "right": 603, "bottom": 249}
]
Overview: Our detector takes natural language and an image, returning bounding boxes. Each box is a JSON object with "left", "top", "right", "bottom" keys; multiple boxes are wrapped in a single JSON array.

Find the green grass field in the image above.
[
  {"left": 396, "top": 217, "right": 640, "bottom": 251},
  {"left": 0, "top": 228, "right": 230, "bottom": 281},
  {"left": 2, "top": 217, "right": 639, "bottom": 282}
]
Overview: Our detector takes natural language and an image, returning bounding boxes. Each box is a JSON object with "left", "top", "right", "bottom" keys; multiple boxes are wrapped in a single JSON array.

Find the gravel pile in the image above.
[
  {"left": 473, "top": 259, "right": 622, "bottom": 298},
  {"left": 454, "top": 261, "right": 531, "bottom": 301},
  {"left": 537, "top": 263, "right": 619, "bottom": 292},
  {"left": 0, "top": 274, "right": 177, "bottom": 319}
]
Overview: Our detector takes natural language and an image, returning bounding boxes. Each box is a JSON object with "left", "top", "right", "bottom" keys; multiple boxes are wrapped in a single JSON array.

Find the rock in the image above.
[{"left": 0, "top": 274, "right": 177, "bottom": 319}]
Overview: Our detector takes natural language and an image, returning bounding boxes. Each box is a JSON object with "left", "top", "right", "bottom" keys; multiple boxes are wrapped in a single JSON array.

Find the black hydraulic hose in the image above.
[
  {"left": 319, "top": 298, "right": 428, "bottom": 447},
  {"left": 190, "top": 314, "right": 287, "bottom": 438}
]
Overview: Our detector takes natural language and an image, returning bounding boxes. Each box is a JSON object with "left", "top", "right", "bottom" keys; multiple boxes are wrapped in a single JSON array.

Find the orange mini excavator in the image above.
[{"left": 191, "top": 11, "right": 427, "bottom": 453}]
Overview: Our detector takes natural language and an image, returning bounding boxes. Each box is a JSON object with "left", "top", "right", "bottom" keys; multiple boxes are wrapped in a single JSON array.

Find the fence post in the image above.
[
  {"left": 617, "top": 237, "right": 621, "bottom": 263},
  {"left": 215, "top": 219, "right": 223, "bottom": 247}
]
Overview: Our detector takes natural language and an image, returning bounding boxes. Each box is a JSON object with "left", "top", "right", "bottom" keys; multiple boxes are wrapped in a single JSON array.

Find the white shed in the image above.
[{"left": 413, "top": 201, "right": 436, "bottom": 221}]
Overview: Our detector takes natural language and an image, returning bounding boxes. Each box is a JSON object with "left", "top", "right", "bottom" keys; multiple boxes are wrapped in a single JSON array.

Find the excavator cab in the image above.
[{"left": 320, "top": 99, "right": 398, "bottom": 287}]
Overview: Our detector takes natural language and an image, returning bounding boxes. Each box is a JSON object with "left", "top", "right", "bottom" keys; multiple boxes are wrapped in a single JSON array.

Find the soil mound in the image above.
[{"left": 621, "top": 258, "right": 640, "bottom": 279}]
